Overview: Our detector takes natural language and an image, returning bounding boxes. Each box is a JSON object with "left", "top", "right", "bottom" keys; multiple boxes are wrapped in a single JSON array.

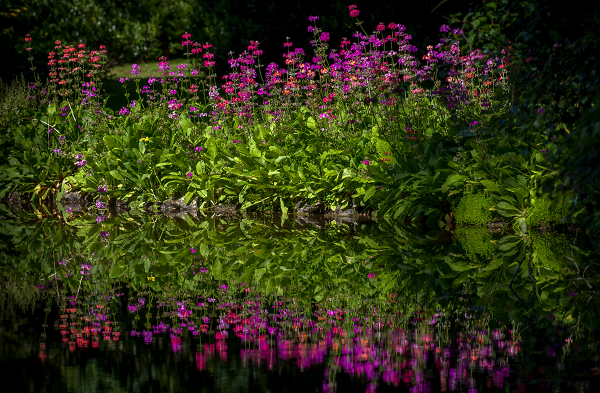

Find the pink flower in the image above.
[{"left": 131, "top": 64, "right": 141, "bottom": 77}]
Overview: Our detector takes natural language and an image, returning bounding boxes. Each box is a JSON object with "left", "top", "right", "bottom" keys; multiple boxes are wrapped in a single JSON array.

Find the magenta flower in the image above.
[
  {"left": 186, "top": 172, "right": 193, "bottom": 179},
  {"left": 131, "top": 64, "right": 141, "bottom": 77},
  {"left": 320, "top": 32, "right": 330, "bottom": 42},
  {"left": 190, "top": 248, "right": 196, "bottom": 253}
]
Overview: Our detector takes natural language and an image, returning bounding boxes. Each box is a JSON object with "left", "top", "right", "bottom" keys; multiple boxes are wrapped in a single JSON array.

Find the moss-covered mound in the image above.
[
  {"left": 530, "top": 232, "right": 576, "bottom": 272},
  {"left": 454, "top": 193, "right": 495, "bottom": 226},
  {"left": 455, "top": 227, "right": 496, "bottom": 257},
  {"left": 527, "top": 195, "right": 572, "bottom": 227}
]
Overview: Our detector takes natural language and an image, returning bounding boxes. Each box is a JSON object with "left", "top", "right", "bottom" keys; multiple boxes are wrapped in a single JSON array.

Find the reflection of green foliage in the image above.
[
  {"left": 530, "top": 232, "right": 574, "bottom": 272},
  {"left": 454, "top": 193, "right": 494, "bottom": 226},
  {"left": 0, "top": 272, "right": 41, "bottom": 314},
  {"left": 527, "top": 195, "right": 571, "bottom": 227},
  {"left": 455, "top": 227, "right": 494, "bottom": 257}
]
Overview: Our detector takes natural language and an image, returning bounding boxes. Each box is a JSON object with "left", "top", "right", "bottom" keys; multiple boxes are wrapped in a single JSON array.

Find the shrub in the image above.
[
  {"left": 530, "top": 232, "right": 575, "bottom": 272},
  {"left": 454, "top": 194, "right": 495, "bottom": 226},
  {"left": 455, "top": 227, "right": 495, "bottom": 257},
  {"left": 0, "top": 75, "right": 38, "bottom": 128},
  {"left": 527, "top": 195, "right": 571, "bottom": 227}
]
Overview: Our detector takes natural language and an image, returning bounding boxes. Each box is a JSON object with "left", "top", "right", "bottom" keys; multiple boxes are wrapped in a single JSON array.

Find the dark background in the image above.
[{"left": 1, "top": 0, "right": 479, "bottom": 82}]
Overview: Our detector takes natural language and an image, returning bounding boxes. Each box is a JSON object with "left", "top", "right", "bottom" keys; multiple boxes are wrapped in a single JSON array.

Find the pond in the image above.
[{"left": 0, "top": 202, "right": 599, "bottom": 392}]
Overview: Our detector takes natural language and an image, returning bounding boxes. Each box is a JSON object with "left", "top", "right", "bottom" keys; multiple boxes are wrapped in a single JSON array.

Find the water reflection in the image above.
[{"left": 0, "top": 203, "right": 599, "bottom": 392}]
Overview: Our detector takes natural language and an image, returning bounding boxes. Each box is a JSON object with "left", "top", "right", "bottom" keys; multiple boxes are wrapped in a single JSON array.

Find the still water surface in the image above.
[{"left": 0, "top": 204, "right": 599, "bottom": 392}]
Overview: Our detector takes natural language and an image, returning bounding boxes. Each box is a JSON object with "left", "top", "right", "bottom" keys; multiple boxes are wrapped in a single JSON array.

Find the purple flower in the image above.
[
  {"left": 97, "top": 186, "right": 108, "bottom": 193},
  {"left": 308, "top": 15, "right": 319, "bottom": 22},
  {"left": 368, "top": 273, "right": 376, "bottom": 279},
  {"left": 99, "top": 231, "right": 110, "bottom": 238},
  {"left": 186, "top": 172, "right": 193, "bottom": 179},
  {"left": 190, "top": 107, "right": 197, "bottom": 112},
  {"left": 190, "top": 248, "right": 196, "bottom": 253},
  {"left": 320, "top": 32, "right": 330, "bottom": 42},
  {"left": 362, "top": 159, "right": 371, "bottom": 165},
  {"left": 194, "top": 146, "right": 203, "bottom": 152},
  {"left": 76, "top": 159, "right": 87, "bottom": 167},
  {"left": 131, "top": 64, "right": 141, "bottom": 77},
  {"left": 96, "top": 200, "right": 107, "bottom": 209},
  {"left": 96, "top": 215, "right": 106, "bottom": 223},
  {"left": 537, "top": 108, "right": 544, "bottom": 115},
  {"left": 119, "top": 107, "right": 129, "bottom": 116}
]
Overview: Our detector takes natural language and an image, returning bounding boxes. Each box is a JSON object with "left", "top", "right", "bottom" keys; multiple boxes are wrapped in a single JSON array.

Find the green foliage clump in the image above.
[
  {"left": 454, "top": 194, "right": 495, "bottom": 226},
  {"left": 455, "top": 227, "right": 495, "bottom": 257},
  {"left": 527, "top": 195, "right": 571, "bottom": 227},
  {"left": 0, "top": 272, "right": 41, "bottom": 314},
  {"left": 0, "top": 75, "right": 37, "bottom": 128},
  {"left": 530, "top": 232, "right": 574, "bottom": 273}
]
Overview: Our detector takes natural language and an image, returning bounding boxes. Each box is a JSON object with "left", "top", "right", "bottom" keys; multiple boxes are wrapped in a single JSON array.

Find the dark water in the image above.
[{"left": 0, "top": 203, "right": 599, "bottom": 392}]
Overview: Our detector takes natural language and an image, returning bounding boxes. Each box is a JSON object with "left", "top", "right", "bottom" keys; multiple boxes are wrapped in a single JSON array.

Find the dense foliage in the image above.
[{"left": 2, "top": 4, "right": 597, "bottom": 236}]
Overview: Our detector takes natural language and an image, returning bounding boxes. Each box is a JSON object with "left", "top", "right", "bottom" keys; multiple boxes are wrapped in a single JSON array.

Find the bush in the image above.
[
  {"left": 527, "top": 195, "right": 572, "bottom": 227},
  {"left": 455, "top": 227, "right": 495, "bottom": 257},
  {"left": 453, "top": 194, "right": 495, "bottom": 226},
  {"left": 530, "top": 232, "right": 576, "bottom": 272},
  {"left": 0, "top": 75, "right": 38, "bottom": 128}
]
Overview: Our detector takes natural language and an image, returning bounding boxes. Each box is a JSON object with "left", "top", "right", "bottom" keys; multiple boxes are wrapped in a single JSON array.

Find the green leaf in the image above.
[
  {"left": 442, "top": 174, "right": 466, "bottom": 191},
  {"left": 363, "top": 186, "right": 377, "bottom": 202},
  {"left": 481, "top": 180, "right": 499, "bottom": 192},
  {"left": 109, "top": 170, "right": 124, "bottom": 181},
  {"left": 280, "top": 197, "right": 288, "bottom": 216}
]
